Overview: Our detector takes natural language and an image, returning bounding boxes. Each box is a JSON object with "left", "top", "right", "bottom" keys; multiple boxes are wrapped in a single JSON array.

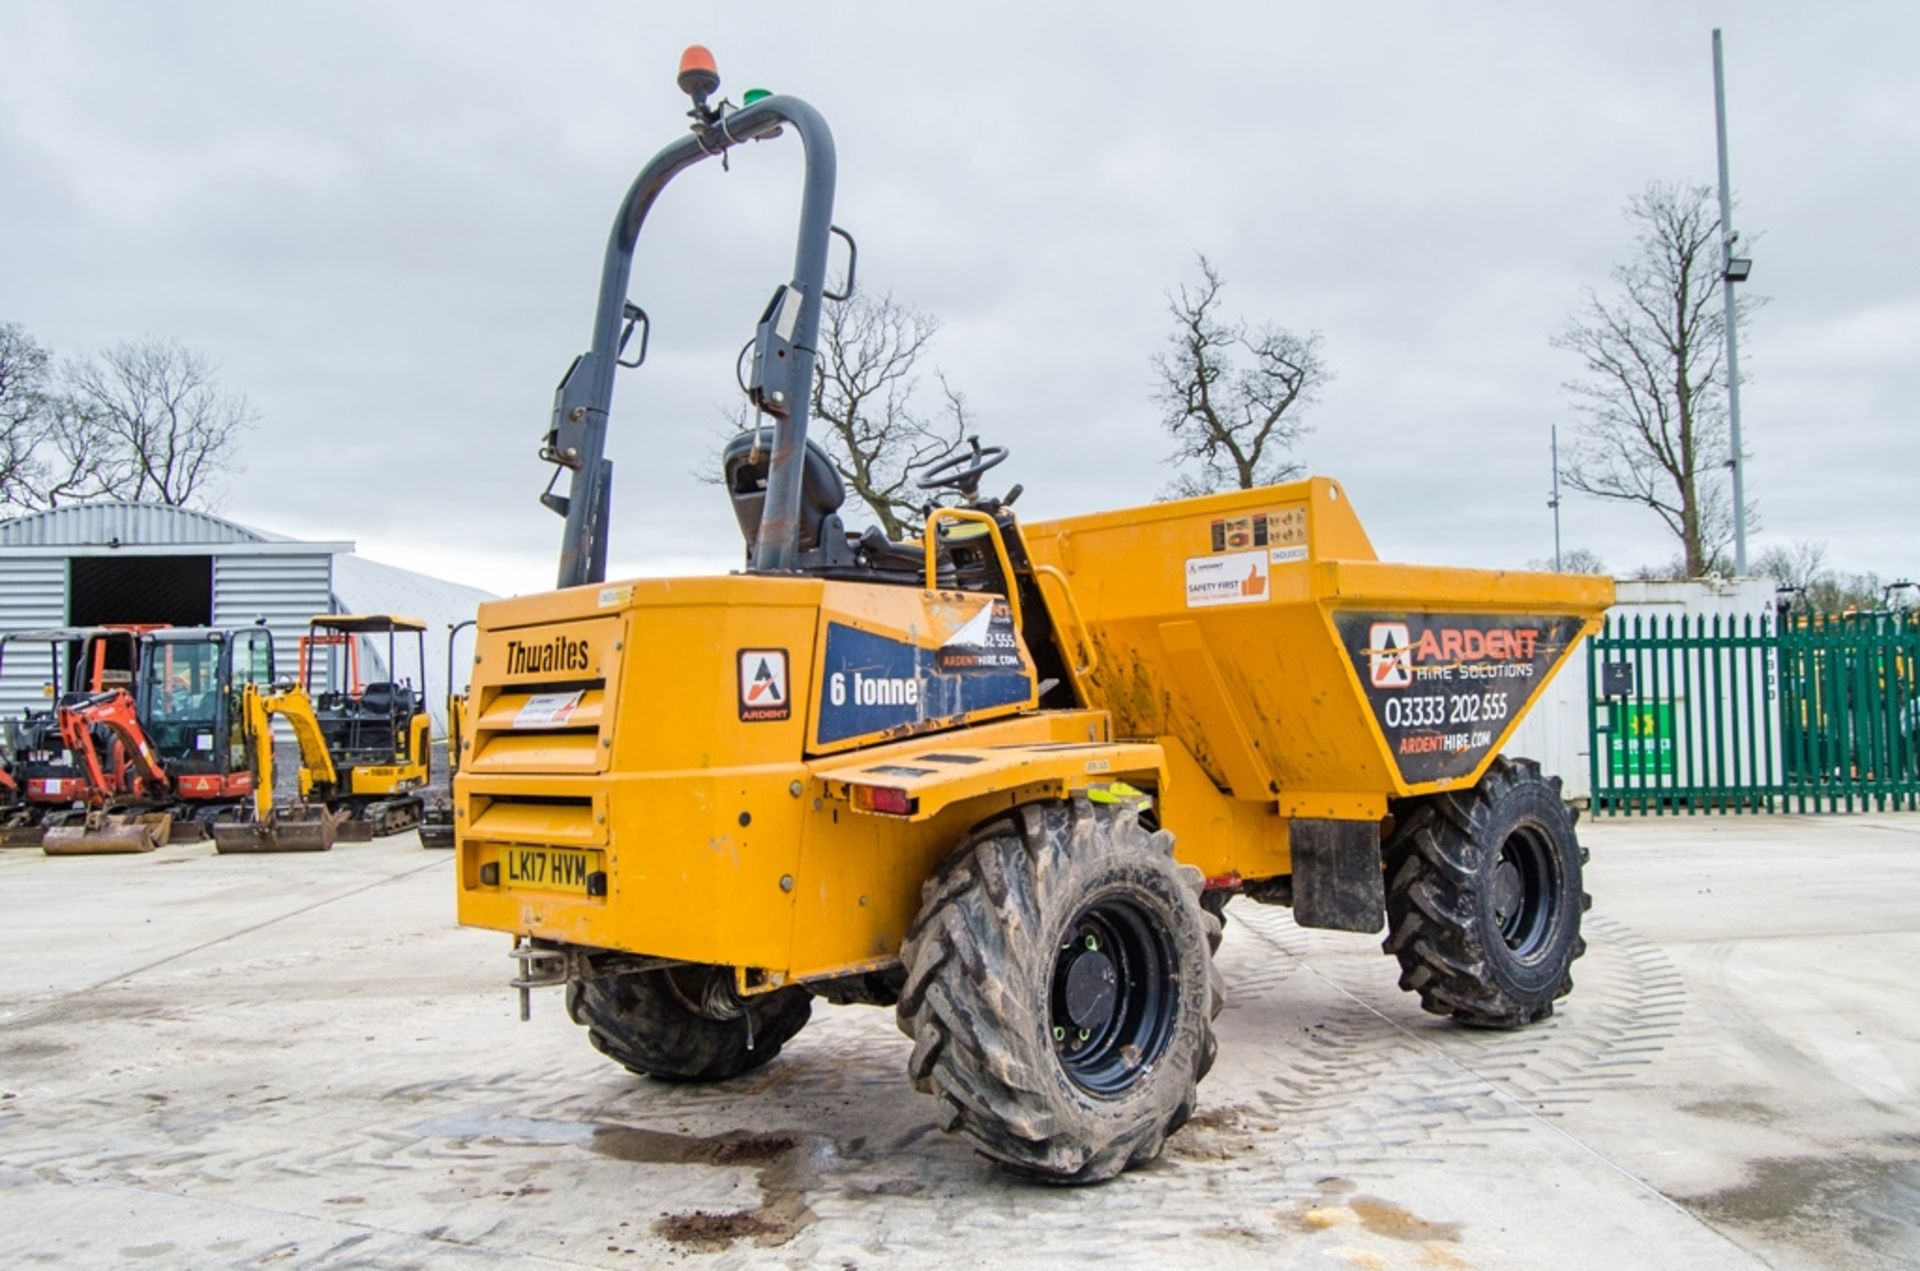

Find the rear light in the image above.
[{"left": 852, "top": 785, "right": 917, "bottom": 816}]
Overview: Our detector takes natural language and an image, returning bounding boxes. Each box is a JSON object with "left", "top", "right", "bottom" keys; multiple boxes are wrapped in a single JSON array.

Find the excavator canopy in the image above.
[{"left": 310, "top": 615, "right": 429, "bottom": 633}]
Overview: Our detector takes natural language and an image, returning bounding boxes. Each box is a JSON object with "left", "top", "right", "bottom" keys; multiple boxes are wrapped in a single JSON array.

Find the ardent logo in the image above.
[
  {"left": 1410, "top": 627, "right": 1541, "bottom": 664},
  {"left": 1369, "top": 622, "right": 1412, "bottom": 688},
  {"left": 505, "top": 634, "right": 592, "bottom": 676},
  {"left": 738, "top": 649, "right": 792, "bottom": 722}
]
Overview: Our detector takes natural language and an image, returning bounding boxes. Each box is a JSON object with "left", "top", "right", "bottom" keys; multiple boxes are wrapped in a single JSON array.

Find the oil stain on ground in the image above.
[
  {"left": 1680, "top": 1153, "right": 1920, "bottom": 1265},
  {"left": 1680, "top": 1097, "right": 1782, "bottom": 1126},
  {"left": 592, "top": 1124, "right": 817, "bottom": 1252}
]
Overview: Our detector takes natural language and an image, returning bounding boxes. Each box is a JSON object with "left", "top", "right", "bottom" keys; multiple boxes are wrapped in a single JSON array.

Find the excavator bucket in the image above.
[
  {"left": 168, "top": 818, "right": 209, "bottom": 845},
  {"left": 335, "top": 816, "right": 375, "bottom": 843},
  {"left": 417, "top": 807, "right": 455, "bottom": 848},
  {"left": 43, "top": 810, "right": 172, "bottom": 856},
  {"left": 210, "top": 804, "right": 344, "bottom": 854},
  {"left": 0, "top": 821, "right": 47, "bottom": 848}
]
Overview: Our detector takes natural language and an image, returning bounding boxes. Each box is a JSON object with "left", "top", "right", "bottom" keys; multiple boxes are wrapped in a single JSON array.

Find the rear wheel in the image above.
[
  {"left": 566, "top": 965, "right": 811, "bottom": 1082},
  {"left": 896, "top": 798, "right": 1223, "bottom": 1184},
  {"left": 1382, "top": 756, "right": 1588, "bottom": 1028}
]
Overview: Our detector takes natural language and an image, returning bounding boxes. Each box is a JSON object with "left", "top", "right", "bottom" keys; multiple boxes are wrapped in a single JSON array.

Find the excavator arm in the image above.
[
  {"left": 212, "top": 682, "right": 346, "bottom": 854},
  {"left": 40, "top": 690, "right": 175, "bottom": 855},
  {"left": 237, "top": 683, "right": 340, "bottom": 819},
  {"left": 56, "top": 690, "right": 168, "bottom": 803}
]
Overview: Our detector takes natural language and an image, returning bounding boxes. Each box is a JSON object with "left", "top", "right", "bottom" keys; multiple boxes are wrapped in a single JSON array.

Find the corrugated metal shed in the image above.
[
  {"left": 0, "top": 501, "right": 351, "bottom": 719},
  {"left": 0, "top": 557, "right": 69, "bottom": 715},
  {"left": 213, "top": 555, "right": 339, "bottom": 693},
  {"left": 0, "top": 501, "right": 296, "bottom": 548},
  {"left": 0, "top": 501, "right": 497, "bottom": 741}
]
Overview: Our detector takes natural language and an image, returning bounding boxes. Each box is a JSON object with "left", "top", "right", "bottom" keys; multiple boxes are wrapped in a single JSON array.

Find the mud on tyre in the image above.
[
  {"left": 567, "top": 964, "right": 811, "bottom": 1082},
  {"left": 1382, "top": 755, "right": 1589, "bottom": 1028},
  {"left": 896, "top": 797, "right": 1224, "bottom": 1184}
]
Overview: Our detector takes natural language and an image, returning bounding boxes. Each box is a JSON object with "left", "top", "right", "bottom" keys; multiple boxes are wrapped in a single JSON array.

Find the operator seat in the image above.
[{"left": 722, "top": 428, "right": 846, "bottom": 556}]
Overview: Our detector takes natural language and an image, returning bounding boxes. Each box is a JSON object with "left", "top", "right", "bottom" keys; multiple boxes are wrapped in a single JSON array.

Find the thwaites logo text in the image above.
[
  {"left": 505, "top": 634, "right": 592, "bottom": 677},
  {"left": 738, "top": 649, "right": 792, "bottom": 722}
]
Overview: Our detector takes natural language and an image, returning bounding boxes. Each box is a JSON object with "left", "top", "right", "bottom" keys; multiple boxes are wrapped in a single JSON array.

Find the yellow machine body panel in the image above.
[
  {"left": 1018, "top": 477, "right": 1614, "bottom": 813},
  {"left": 342, "top": 712, "right": 432, "bottom": 797},
  {"left": 455, "top": 577, "right": 1158, "bottom": 984}
]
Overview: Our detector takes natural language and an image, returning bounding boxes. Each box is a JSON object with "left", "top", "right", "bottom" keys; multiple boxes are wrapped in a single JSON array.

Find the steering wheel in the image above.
[{"left": 916, "top": 436, "right": 1008, "bottom": 499}]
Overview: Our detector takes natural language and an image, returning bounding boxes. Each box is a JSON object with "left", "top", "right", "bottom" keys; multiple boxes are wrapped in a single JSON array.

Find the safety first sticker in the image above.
[
  {"left": 1186, "top": 550, "right": 1270, "bottom": 607},
  {"left": 738, "top": 649, "right": 792, "bottom": 722}
]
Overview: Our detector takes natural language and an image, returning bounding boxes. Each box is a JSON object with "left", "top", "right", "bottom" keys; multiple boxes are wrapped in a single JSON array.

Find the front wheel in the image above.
[
  {"left": 896, "top": 797, "right": 1223, "bottom": 1184},
  {"left": 1382, "top": 756, "right": 1589, "bottom": 1028}
]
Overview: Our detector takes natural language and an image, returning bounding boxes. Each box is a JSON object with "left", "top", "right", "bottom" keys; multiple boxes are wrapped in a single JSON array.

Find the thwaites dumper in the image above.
[{"left": 455, "top": 49, "right": 1614, "bottom": 1184}]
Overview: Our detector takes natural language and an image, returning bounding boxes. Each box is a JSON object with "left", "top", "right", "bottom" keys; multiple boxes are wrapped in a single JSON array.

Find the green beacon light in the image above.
[{"left": 742, "top": 88, "right": 772, "bottom": 105}]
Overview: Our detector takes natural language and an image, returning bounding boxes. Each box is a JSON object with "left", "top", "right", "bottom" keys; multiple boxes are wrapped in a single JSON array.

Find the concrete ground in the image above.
[{"left": 1, "top": 814, "right": 1916, "bottom": 1269}]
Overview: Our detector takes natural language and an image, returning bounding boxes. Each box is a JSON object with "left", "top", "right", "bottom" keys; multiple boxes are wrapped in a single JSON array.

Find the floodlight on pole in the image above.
[
  {"left": 1713, "top": 28, "right": 1750, "bottom": 576},
  {"left": 1549, "top": 425, "right": 1563, "bottom": 573}
]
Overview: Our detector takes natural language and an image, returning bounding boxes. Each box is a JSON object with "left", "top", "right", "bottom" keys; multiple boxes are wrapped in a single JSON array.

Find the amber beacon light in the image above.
[{"left": 677, "top": 44, "right": 720, "bottom": 107}]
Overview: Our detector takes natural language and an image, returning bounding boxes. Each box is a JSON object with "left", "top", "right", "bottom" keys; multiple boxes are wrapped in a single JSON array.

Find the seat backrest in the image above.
[
  {"left": 721, "top": 428, "right": 846, "bottom": 555},
  {"left": 359, "top": 682, "right": 395, "bottom": 716}
]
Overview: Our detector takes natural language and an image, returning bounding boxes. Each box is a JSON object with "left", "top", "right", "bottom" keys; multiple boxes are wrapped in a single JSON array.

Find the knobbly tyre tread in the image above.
[
  {"left": 895, "top": 798, "right": 1224, "bottom": 1184},
  {"left": 566, "top": 966, "right": 812, "bottom": 1083},
  {"left": 1381, "top": 755, "right": 1590, "bottom": 1029}
]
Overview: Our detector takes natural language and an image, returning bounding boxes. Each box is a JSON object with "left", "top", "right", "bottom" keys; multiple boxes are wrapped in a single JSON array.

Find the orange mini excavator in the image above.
[{"left": 39, "top": 687, "right": 176, "bottom": 855}]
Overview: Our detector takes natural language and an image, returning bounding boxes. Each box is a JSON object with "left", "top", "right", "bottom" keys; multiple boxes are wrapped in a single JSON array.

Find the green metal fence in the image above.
[{"left": 1587, "top": 611, "right": 1919, "bottom": 814}]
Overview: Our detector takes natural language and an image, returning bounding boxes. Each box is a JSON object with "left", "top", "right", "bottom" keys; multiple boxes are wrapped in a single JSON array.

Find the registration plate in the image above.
[{"left": 504, "top": 846, "right": 601, "bottom": 895}]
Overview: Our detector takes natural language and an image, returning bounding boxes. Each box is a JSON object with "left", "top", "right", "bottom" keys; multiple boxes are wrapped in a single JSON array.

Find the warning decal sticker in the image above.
[
  {"left": 1335, "top": 612, "right": 1584, "bottom": 784},
  {"left": 738, "top": 648, "right": 792, "bottom": 722},
  {"left": 1210, "top": 504, "right": 1307, "bottom": 553},
  {"left": 514, "top": 690, "right": 584, "bottom": 729}
]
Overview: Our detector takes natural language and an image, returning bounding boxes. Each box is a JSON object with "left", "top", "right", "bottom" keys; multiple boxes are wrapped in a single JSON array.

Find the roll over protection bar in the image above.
[{"left": 544, "top": 93, "right": 838, "bottom": 588}]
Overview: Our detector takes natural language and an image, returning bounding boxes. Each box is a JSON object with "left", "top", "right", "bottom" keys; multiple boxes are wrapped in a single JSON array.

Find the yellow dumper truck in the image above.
[{"left": 454, "top": 48, "right": 1612, "bottom": 1183}]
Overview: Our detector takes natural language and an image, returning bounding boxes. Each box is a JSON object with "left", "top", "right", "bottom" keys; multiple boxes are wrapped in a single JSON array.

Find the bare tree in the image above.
[
  {"left": 802, "top": 290, "right": 974, "bottom": 538},
  {"left": 709, "top": 289, "right": 984, "bottom": 538},
  {"left": 1554, "top": 182, "right": 1761, "bottom": 577},
  {"left": 0, "top": 322, "right": 51, "bottom": 508},
  {"left": 1525, "top": 547, "right": 1610, "bottom": 575},
  {"left": 1756, "top": 539, "right": 1893, "bottom": 613},
  {"left": 62, "top": 337, "right": 255, "bottom": 507},
  {"left": 1152, "top": 255, "right": 1327, "bottom": 498},
  {"left": 1754, "top": 539, "right": 1829, "bottom": 595},
  {"left": 1, "top": 322, "right": 124, "bottom": 512}
]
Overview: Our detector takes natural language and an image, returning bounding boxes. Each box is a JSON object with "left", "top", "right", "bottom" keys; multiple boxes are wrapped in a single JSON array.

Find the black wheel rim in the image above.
[
  {"left": 1492, "top": 824, "right": 1559, "bottom": 959},
  {"left": 1048, "top": 894, "right": 1178, "bottom": 1095}
]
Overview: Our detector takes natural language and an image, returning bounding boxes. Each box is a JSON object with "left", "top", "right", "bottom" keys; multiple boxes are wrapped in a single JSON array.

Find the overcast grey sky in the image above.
[{"left": 3, "top": 2, "right": 1914, "bottom": 596}]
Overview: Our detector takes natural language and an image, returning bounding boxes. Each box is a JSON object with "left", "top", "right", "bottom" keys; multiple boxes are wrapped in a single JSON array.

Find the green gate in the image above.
[{"left": 1587, "top": 611, "right": 1919, "bottom": 814}]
